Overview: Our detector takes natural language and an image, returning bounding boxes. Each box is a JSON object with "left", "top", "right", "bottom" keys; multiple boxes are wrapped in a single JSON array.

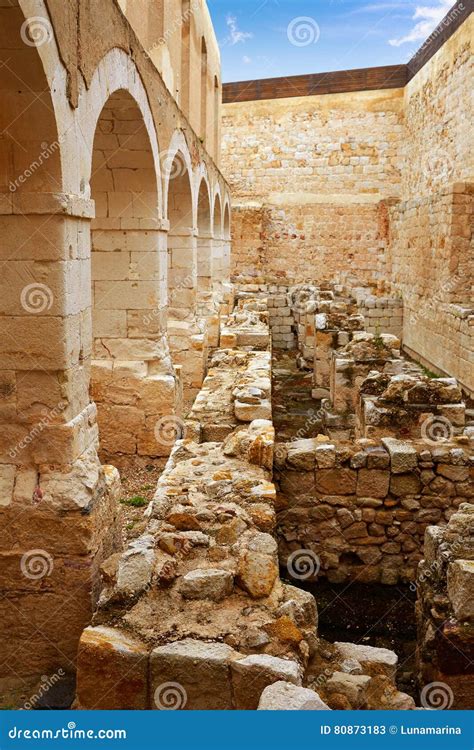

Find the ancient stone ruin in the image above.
[{"left": 0, "top": 0, "right": 472, "bottom": 713}]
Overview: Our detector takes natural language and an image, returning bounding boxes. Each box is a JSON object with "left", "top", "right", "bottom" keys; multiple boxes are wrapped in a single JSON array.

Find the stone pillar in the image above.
[
  {"left": 167, "top": 228, "right": 207, "bottom": 398},
  {"left": 222, "top": 236, "right": 232, "bottom": 286},
  {"left": 0, "top": 192, "right": 122, "bottom": 689},
  {"left": 197, "top": 230, "right": 219, "bottom": 347},
  {"left": 211, "top": 235, "right": 224, "bottom": 294},
  {"left": 91, "top": 219, "right": 181, "bottom": 459}
]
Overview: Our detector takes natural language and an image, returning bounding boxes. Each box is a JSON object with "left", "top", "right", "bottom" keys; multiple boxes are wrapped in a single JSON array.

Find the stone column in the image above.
[
  {"left": 0, "top": 192, "right": 121, "bottom": 687},
  {"left": 167, "top": 227, "right": 207, "bottom": 398},
  {"left": 197, "top": 230, "right": 220, "bottom": 346},
  {"left": 91, "top": 218, "right": 181, "bottom": 459},
  {"left": 222, "top": 236, "right": 232, "bottom": 286}
]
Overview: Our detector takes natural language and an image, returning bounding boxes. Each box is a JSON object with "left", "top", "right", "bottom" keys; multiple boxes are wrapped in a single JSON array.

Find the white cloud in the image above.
[
  {"left": 388, "top": 0, "right": 452, "bottom": 46},
  {"left": 349, "top": 3, "right": 411, "bottom": 14},
  {"left": 242, "top": 55, "right": 252, "bottom": 64},
  {"left": 225, "top": 14, "right": 253, "bottom": 45}
]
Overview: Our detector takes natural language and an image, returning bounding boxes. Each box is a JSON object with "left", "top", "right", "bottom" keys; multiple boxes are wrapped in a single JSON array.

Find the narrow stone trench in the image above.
[{"left": 272, "top": 347, "right": 418, "bottom": 701}]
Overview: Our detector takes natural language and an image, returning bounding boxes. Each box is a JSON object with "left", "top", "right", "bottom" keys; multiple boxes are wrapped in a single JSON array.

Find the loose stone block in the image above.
[
  {"left": 76, "top": 627, "right": 149, "bottom": 709},
  {"left": 231, "top": 655, "right": 301, "bottom": 709},
  {"left": 334, "top": 642, "right": 398, "bottom": 678},
  {"left": 381, "top": 438, "right": 418, "bottom": 474},
  {"left": 150, "top": 639, "right": 236, "bottom": 710},
  {"left": 258, "top": 681, "right": 330, "bottom": 710},
  {"left": 237, "top": 533, "right": 279, "bottom": 598},
  {"left": 447, "top": 560, "right": 474, "bottom": 622},
  {"left": 326, "top": 672, "right": 371, "bottom": 707},
  {"left": 179, "top": 568, "right": 234, "bottom": 601}
]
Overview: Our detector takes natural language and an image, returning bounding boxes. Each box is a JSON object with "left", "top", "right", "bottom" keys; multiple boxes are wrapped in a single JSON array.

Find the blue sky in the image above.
[{"left": 207, "top": 0, "right": 454, "bottom": 81}]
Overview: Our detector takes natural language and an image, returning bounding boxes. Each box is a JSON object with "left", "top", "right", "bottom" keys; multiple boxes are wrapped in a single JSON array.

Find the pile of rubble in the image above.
[
  {"left": 358, "top": 371, "right": 466, "bottom": 441},
  {"left": 186, "top": 349, "right": 271, "bottom": 442}
]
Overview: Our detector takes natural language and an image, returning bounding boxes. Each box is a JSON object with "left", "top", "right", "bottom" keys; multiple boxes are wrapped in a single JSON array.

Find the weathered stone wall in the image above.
[
  {"left": 222, "top": 15, "right": 473, "bottom": 393},
  {"left": 75, "top": 297, "right": 418, "bottom": 711},
  {"left": 0, "top": 0, "right": 230, "bottom": 692},
  {"left": 222, "top": 90, "right": 404, "bottom": 284},
  {"left": 75, "top": 299, "right": 321, "bottom": 710},
  {"left": 276, "top": 437, "right": 473, "bottom": 585},
  {"left": 387, "top": 17, "right": 474, "bottom": 394}
]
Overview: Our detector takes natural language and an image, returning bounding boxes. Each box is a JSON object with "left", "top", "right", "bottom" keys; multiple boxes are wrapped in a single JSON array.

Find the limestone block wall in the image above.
[
  {"left": 0, "top": 459, "right": 122, "bottom": 689},
  {"left": 222, "top": 14, "right": 473, "bottom": 395},
  {"left": 388, "top": 184, "right": 474, "bottom": 394},
  {"left": 276, "top": 438, "right": 474, "bottom": 586},
  {"left": 222, "top": 89, "right": 405, "bottom": 284},
  {"left": 387, "top": 17, "right": 473, "bottom": 394},
  {"left": 0, "top": 0, "right": 231, "bottom": 693},
  {"left": 356, "top": 294, "right": 403, "bottom": 339}
]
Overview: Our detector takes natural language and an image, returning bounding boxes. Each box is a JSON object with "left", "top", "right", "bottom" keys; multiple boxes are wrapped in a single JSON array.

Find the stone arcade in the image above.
[{"left": 0, "top": 0, "right": 472, "bottom": 712}]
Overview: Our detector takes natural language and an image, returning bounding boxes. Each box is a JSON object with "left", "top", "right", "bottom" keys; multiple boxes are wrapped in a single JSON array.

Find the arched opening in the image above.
[
  {"left": 0, "top": 3, "right": 121, "bottom": 691},
  {"left": 166, "top": 152, "right": 204, "bottom": 400},
  {"left": 200, "top": 37, "right": 208, "bottom": 143},
  {"left": 197, "top": 178, "right": 212, "bottom": 301},
  {"left": 90, "top": 89, "right": 174, "bottom": 461}
]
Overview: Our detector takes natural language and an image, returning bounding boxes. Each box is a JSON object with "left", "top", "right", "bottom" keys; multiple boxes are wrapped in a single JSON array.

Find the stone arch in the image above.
[
  {"left": 0, "top": 1, "right": 122, "bottom": 687},
  {"left": 88, "top": 88, "right": 174, "bottom": 461},
  {"left": 76, "top": 47, "right": 163, "bottom": 212},
  {"left": 0, "top": 1, "right": 68, "bottom": 466}
]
